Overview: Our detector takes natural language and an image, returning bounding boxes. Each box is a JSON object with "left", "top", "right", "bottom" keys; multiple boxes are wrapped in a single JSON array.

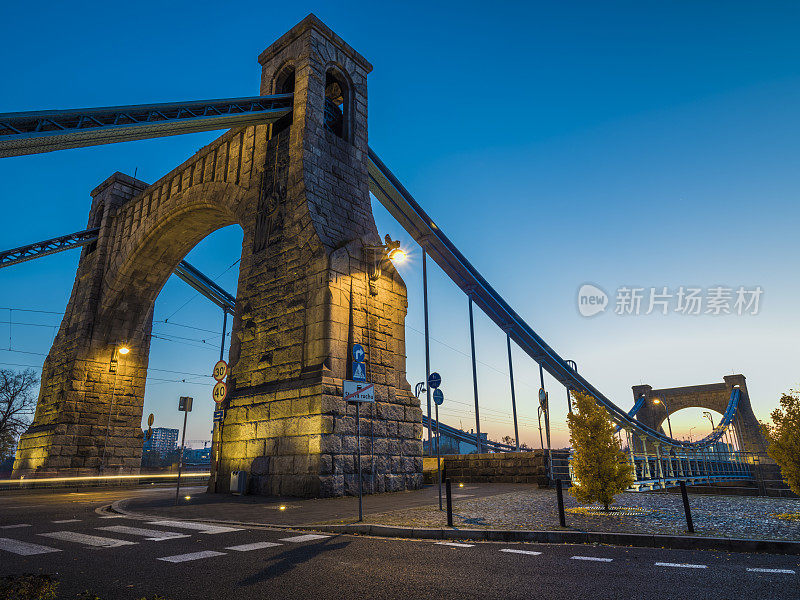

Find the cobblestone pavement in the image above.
[{"left": 332, "top": 487, "right": 800, "bottom": 541}]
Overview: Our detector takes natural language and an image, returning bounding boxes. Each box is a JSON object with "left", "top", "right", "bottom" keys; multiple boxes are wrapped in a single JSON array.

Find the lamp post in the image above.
[
  {"left": 688, "top": 426, "right": 696, "bottom": 443},
  {"left": 652, "top": 398, "right": 673, "bottom": 439},
  {"left": 101, "top": 344, "right": 130, "bottom": 471},
  {"left": 702, "top": 411, "right": 715, "bottom": 432}
]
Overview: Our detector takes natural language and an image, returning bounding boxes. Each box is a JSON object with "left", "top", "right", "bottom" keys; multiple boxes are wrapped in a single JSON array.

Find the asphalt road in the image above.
[{"left": 1, "top": 487, "right": 798, "bottom": 600}]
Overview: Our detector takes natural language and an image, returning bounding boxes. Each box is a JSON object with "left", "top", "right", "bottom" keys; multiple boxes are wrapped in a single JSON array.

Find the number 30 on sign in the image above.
[{"left": 213, "top": 381, "right": 227, "bottom": 404}]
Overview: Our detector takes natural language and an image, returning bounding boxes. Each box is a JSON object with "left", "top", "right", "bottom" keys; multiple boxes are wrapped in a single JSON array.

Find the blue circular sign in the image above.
[
  {"left": 427, "top": 372, "right": 442, "bottom": 389},
  {"left": 433, "top": 388, "right": 444, "bottom": 406},
  {"left": 352, "top": 344, "right": 365, "bottom": 363}
]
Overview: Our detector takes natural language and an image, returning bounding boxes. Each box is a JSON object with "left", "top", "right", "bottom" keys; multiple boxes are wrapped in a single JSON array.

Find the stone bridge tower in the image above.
[{"left": 13, "top": 15, "right": 424, "bottom": 497}]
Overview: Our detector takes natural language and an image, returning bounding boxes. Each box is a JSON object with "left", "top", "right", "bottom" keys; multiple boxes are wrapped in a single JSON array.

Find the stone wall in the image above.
[{"left": 441, "top": 451, "right": 550, "bottom": 485}]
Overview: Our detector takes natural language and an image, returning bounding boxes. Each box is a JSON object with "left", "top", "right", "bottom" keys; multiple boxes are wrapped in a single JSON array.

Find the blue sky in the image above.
[{"left": 1, "top": 1, "right": 798, "bottom": 447}]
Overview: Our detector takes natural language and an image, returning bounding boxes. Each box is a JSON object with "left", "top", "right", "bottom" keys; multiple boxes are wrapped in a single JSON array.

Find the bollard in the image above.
[
  {"left": 445, "top": 478, "right": 453, "bottom": 527},
  {"left": 556, "top": 479, "right": 566, "bottom": 527},
  {"left": 679, "top": 480, "right": 694, "bottom": 533}
]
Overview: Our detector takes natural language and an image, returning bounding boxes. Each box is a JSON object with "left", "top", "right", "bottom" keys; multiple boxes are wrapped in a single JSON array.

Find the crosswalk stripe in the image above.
[
  {"left": 157, "top": 550, "right": 226, "bottom": 563},
  {"left": 279, "top": 534, "right": 331, "bottom": 543},
  {"left": 747, "top": 568, "right": 796, "bottom": 574},
  {"left": 0, "top": 537, "right": 61, "bottom": 556},
  {"left": 52, "top": 519, "right": 81, "bottom": 524},
  {"left": 0, "top": 524, "right": 31, "bottom": 529},
  {"left": 39, "top": 531, "right": 137, "bottom": 548},
  {"left": 146, "top": 520, "right": 242, "bottom": 534},
  {"left": 97, "top": 526, "right": 191, "bottom": 541},
  {"left": 500, "top": 549, "right": 542, "bottom": 556},
  {"left": 225, "top": 542, "right": 282, "bottom": 551},
  {"left": 655, "top": 562, "right": 707, "bottom": 569},
  {"left": 436, "top": 542, "right": 475, "bottom": 548},
  {"left": 571, "top": 556, "right": 613, "bottom": 562}
]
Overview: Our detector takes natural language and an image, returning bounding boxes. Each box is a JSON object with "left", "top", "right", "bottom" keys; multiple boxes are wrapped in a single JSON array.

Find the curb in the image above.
[{"left": 106, "top": 499, "right": 800, "bottom": 555}]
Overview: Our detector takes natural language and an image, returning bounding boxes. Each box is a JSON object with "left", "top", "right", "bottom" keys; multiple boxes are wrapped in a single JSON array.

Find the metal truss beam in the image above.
[
  {"left": 0, "top": 228, "right": 99, "bottom": 268},
  {"left": 173, "top": 260, "right": 235, "bottom": 315},
  {"left": 0, "top": 95, "right": 293, "bottom": 158}
]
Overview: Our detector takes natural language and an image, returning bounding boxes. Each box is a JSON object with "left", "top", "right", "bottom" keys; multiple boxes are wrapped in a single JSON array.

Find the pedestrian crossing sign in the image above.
[{"left": 352, "top": 361, "right": 366, "bottom": 382}]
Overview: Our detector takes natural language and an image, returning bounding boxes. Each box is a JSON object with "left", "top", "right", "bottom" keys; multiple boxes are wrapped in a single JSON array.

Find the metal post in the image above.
[
  {"left": 556, "top": 479, "right": 566, "bottom": 527},
  {"left": 539, "top": 363, "right": 552, "bottom": 480},
  {"left": 175, "top": 408, "right": 188, "bottom": 506},
  {"left": 505, "top": 332, "right": 520, "bottom": 451},
  {"left": 436, "top": 401, "right": 442, "bottom": 510},
  {"left": 468, "top": 297, "right": 482, "bottom": 453},
  {"left": 640, "top": 437, "right": 652, "bottom": 480},
  {"left": 356, "top": 401, "right": 363, "bottom": 522},
  {"left": 213, "top": 309, "right": 228, "bottom": 493},
  {"left": 679, "top": 481, "right": 695, "bottom": 533},
  {"left": 654, "top": 443, "right": 665, "bottom": 487},
  {"left": 422, "top": 250, "right": 433, "bottom": 451},
  {"left": 445, "top": 478, "right": 453, "bottom": 527}
]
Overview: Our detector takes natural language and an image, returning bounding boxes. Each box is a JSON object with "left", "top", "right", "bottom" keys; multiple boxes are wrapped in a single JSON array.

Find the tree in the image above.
[
  {"left": 501, "top": 435, "right": 515, "bottom": 446},
  {"left": 567, "top": 390, "right": 634, "bottom": 511},
  {"left": 762, "top": 390, "right": 800, "bottom": 496},
  {"left": 0, "top": 368, "right": 39, "bottom": 459}
]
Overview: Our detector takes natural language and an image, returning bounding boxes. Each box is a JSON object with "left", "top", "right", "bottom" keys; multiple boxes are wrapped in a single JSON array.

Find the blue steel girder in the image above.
[
  {"left": 0, "top": 228, "right": 99, "bottom": 268},
  {"left": 0, "top": 94, "right": 293, "bottom": 158}
]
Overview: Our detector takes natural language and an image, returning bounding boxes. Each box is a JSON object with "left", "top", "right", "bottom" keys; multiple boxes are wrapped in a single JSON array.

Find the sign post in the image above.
[
  {"left": 211, "top": 360, "right": 228, "bottom": 493},
  {"left": 428, "top": 372, "right": 444, "bottom": 510},
  {"left": 175, "top": 396, "right": 192, "bottom": 505}
]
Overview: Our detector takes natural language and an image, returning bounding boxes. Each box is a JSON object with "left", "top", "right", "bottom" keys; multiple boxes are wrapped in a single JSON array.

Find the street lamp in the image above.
[
  {"left": 102, "top": 344, "right": 130, "bottom": 470},
  {"left": 365, "top": 234, "right": 407, "bottom": 293},
  {"left": 651, "top": 398, "right": 674, "bottom": 439},
  {"left": 702, "top": 411, "right": 715, "bottom": 432},
  {"left": 118, "top": 345, "right": 130, "bottom": 355},
  {"left": 688, "top": 426, "right": 696, "bottom": 443}
]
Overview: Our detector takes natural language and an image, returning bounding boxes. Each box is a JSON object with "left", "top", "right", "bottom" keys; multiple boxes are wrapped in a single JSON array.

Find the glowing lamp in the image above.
[
  {"left": 387, "top": 247, "right": 407, "bottom": 263},
  {"left": 118, "top": 346, "right": 130, "bottom": 355}
]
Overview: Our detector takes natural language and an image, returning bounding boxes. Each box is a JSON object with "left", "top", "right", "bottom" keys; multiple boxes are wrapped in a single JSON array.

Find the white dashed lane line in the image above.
[
  {"left": 97, "top": 526, "right": 191, "bottom": 541},
  {"left": 747, "top": 568, "right": 796, "bottom": 575},
  {"left": 571, "top": 556, "right": 613, "bottom": 562},
  {"left": 0, "top": 538, "right": 61, "bottom": 556},
  {"left": 0, "top": 524, "right": 31, "bottom": 529},
  {"left": 146, "top": 520, "right": 242, "bottom": 534},
  {"left": 157, "top": 550, "right": 226, "bottom": 563},
  {"left": 52, "top": 519, "right": 81, "bottom": 524},
  {"left": 226, "top": 542, "right": 283, "bottom": 551},
  {"left": 279, "top": 534, "right": 331, "bottom": 543},
  {"left": 435, "top": 542, "right": 475, "bottom": 548},
  {"left": 500, "top": 549, "right": 542, "bottom": 556},
  {"left": 39, "top": 531, "right": 137, "bottom": 548},
  {"left": 655, "top": 562, "right": 707, "bottom": 569}
]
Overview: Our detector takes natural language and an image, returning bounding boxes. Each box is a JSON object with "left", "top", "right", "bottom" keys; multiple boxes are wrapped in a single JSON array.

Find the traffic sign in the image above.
[
  {"left": 539, "top": 388, "right": 548, "bottom": 410},
  {"left": 213, "top": 381, "right": 228, "bottom": 404},
  {"left": 147, "top": 413, "right": 154, "bottom": 427},
  {"left": 352, "top": 361, "right": 366, "bottom": 382},
  {"left": 433, "top": 389, "right": 444, "bottom": 405},
  {"left": 213, "top": 409, "right": 225, "bottom": 422},
  {"left": 352, "top": 343, "right": 365, "bottom": 363},
  {"left": 178, "top": 396, "right": 193, "bottom": 412},
  {"left": 343, "top": 380, "right": 375, "bottom": 403},
  {"left": 427, "top": 372, "right": 442, "bottom": 389},
  {"left": 213, "top": 360, "right": 228, "bottom": 381}
]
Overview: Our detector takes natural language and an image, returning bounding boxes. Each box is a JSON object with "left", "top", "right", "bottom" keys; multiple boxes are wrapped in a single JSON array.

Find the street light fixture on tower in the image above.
[{"left": 651, "top": 397, "right": 674, "bottom": 439}]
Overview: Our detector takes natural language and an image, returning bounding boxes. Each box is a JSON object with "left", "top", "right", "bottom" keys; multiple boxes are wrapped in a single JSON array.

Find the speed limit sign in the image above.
[
  {"left": 213, "top": 381, "right": 228, "bottom": 404},
  {"left": 213, "top": 360, "right": 228, "bottom": 381}
]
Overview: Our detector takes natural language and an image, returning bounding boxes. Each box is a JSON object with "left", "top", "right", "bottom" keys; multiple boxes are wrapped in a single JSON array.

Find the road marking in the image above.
[
  {"left": 146, "top": 520, "right": 242, "bottom": 534},
  {"left": 655, "top": 562, "right": 707, "bottom": 569},
  {"left": 451, "top": 494, "right": 474, "bottom": 498},
  {"left": 571, "top": 556, "right": 613, "bottom": 562},
  {"left": 0, "top": 538, "right": 61, "bottom": 556},
  {"left": 279, "top": 534, "right": 331, "bottom": 543},
  {"left": 747, "top": 568, "right": 796, "bottom": 574},
  {"left": 98, "top": 515, "right": 126, "bottom": 519},
  {"left": 97, "top": 526, "right": 191, "bottom": 541},
  {"left": 39, "top": 531, "right": 137, "bottom": 548},
  {"left": 52, "top": 519, "right": 81, "bottom": 524},
  {"left": 0, "top": 524, "right": 31, "bottom": 529},
  {"left": 157, "top": 550, "right": 226, "bottom": 563},
  {"left": 500, "top": 549, "right": 542, "bottom": 556},
  {"left": 225, "top": 542, "right": 283, "bottom": 551},
  {"left": 436, "top": 542, "right": 475, "bottom": 548}
]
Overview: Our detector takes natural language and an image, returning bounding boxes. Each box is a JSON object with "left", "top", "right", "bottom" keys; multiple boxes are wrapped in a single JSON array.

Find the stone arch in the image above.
[{"left": 98, "top": 181, "right": 246, "bottom": 343}]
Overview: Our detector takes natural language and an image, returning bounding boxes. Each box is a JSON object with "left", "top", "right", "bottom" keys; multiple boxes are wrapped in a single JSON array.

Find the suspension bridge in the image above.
[{"left": 0, "top": 14, "right": 771, "bottom": 495}]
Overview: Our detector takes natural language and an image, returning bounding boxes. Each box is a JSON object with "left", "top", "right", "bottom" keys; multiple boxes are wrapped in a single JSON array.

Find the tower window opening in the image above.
[
  {"left": 273, "top": 66, "right": 295, "bottom": 135},
  {"left": 324, "top": 69, "right": 348, "bottom": 140}
]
